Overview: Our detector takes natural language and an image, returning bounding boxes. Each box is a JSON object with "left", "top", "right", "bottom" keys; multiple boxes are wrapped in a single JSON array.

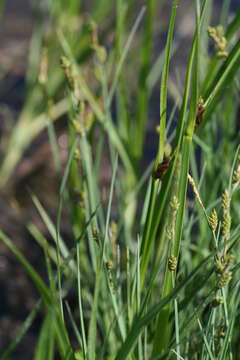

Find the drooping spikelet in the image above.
[{"left": 188, "top": 174, "right": 204, "bottom": 209}]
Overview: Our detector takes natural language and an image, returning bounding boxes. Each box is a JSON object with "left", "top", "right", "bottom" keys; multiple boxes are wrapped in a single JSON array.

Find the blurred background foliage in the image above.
[{"left": 0, "top": 0, "right": 239, "bottom": 358}]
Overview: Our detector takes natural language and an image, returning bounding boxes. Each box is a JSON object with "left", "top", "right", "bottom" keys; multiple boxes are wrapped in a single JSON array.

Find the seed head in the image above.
[
  {"left": 166, "top": 228, "right": 172, "bottom": 240},
  {"left": 72, "top": 119, "right": 84, "bottom": 135},
  {"left": 217, "top": 271, "right": 232, "bottom": 289},
  {"left": 188, "top": 174, "right": 204, "bottom": 209},
  {"left": 109, "top": 278, "right": 115, "bottom": 294},
  {"left": 165, "top": 143, "right": 172, "bottom": 158},
  {"left": 233, "top": 168, "right": 240, "bottom": 184},
  {"left": 222, "top": 213, "right": 231, "bottom": 240},
  {"left": 208, "top": 26, "right": 217, "bottom": 37},
  {"left": 208, "top": 209, "right": 218, "bottom": 232},
  {"left": 216, "top": 25, "right": 224, "bottom": 37},
  {"left": 74, "top": 148, "right": 81, "bottom": 161},
  {"left": 208, "top": 25, "right": 228, "bottom": 59},
  {"left": 215, "top": 252, "right": 226, "bottom": 274},
  {"left": 170, "top": 196, "right": 179, "bottom": 212},
  {"left": 107, "top": 261, "right": 113, "bottom": 271},
  {"left": 60, "top": 56, "right": 73, "bottom": 87},
  {"left": 195, "top": 97, "right": 205, "bottom": 128},
  {"left": 222, "top": 189, "right": 230, "bottom": 212},
  {"left": 92, "top": 44, "right": 107, "bottom": 63},
  {"left": 212, "top": 295, "right": 224, "bottom": 307},
  {"left": 227, "top": 254, "right": 236, "bottom": 266},
  {"left": 168, "top": 255, "right": 178, "bottom": 272}
]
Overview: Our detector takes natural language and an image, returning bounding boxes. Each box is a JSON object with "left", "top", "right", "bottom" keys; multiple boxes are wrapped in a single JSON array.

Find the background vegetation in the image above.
[{"left": 0, "top": 0, "right": 239, "bottom": 359}]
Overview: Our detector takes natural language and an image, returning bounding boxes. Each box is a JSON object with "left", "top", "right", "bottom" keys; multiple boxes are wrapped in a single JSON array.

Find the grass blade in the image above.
[
  {"left": 203, "top": 39, "right": 240, "bottom": 119},
  {"left": 140, "top": 0, "right": 179, "bottom": 287},
  {"left": 197, "top": 317, "right": 215, "bottom": 360},
  {"left": 134, "top": 0, "right": 156, "bottom": 159},
  {"left": 0, "top": 229, "right": 73, "bottom": 357},
  {"left": 0, "top": 300, "right": 43, "bottom": 360},
  {"left": 155, "top": 0, "right": 179, "bottom": 168},
  {"left": 65, "top": 301, "right": 83, "bottom": 349},
  {"left": 107, "top": 6, "right": 146, "bottom": 108},
  {"left": 34, "top": 312, "right": 55, "bottom": 360},
  {"left": 116, "top": 255, "right": 212, "bottom": 360}
]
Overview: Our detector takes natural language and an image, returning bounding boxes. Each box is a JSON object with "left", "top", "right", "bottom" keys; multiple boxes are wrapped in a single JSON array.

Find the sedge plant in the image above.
[{"left": 0, "top": 0, "right": 240, "bottom": 359}]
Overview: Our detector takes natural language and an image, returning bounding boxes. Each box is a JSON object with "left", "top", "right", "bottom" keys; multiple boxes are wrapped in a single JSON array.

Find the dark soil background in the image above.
[{"left": 0, "top": 0, "right": 238, "bottom": 358}]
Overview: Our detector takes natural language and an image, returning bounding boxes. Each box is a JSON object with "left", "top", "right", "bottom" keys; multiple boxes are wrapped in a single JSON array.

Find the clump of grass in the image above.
[{"left": 0, "top": 1, "right": 240, "bottom": 359}]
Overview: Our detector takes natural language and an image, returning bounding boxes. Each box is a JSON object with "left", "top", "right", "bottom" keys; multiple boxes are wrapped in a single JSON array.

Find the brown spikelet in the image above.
[{"left": 153, "top": 159, "right": 170, "bottom": 180}]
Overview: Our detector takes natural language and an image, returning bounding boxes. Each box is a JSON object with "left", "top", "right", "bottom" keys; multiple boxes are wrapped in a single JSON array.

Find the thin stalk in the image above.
[
  {"left": 56, "top": 199, "right": 64, "bottom": 320},
  {"left": 77, "top": 244, "right": 87, "bottom": 359},
  {"left": 56, "top": 139, "right": 78, "bottom": 320},
  {"left": 107, "top": 7, "right": 146, "bottom": 108},
  {"left": 137, "top": 237, "right": 143, "bottom": 360},
  {"left": 126, "top": 247, "right": 132, "bottom": 330},
  {"left": 155, "top": 0, "right": 179, "bottom": 169},
  {"left": 221, "top": 287, "right": 233, "bottom": 360},
  {"left": 172, "top": 260, "right": 180, "bottom": 359},
  {"left": 65, "top": 301, "right": 83, "bottom": 349},
  {"left": 197, "top": 317, "right": 215, "bottom": 360}
]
